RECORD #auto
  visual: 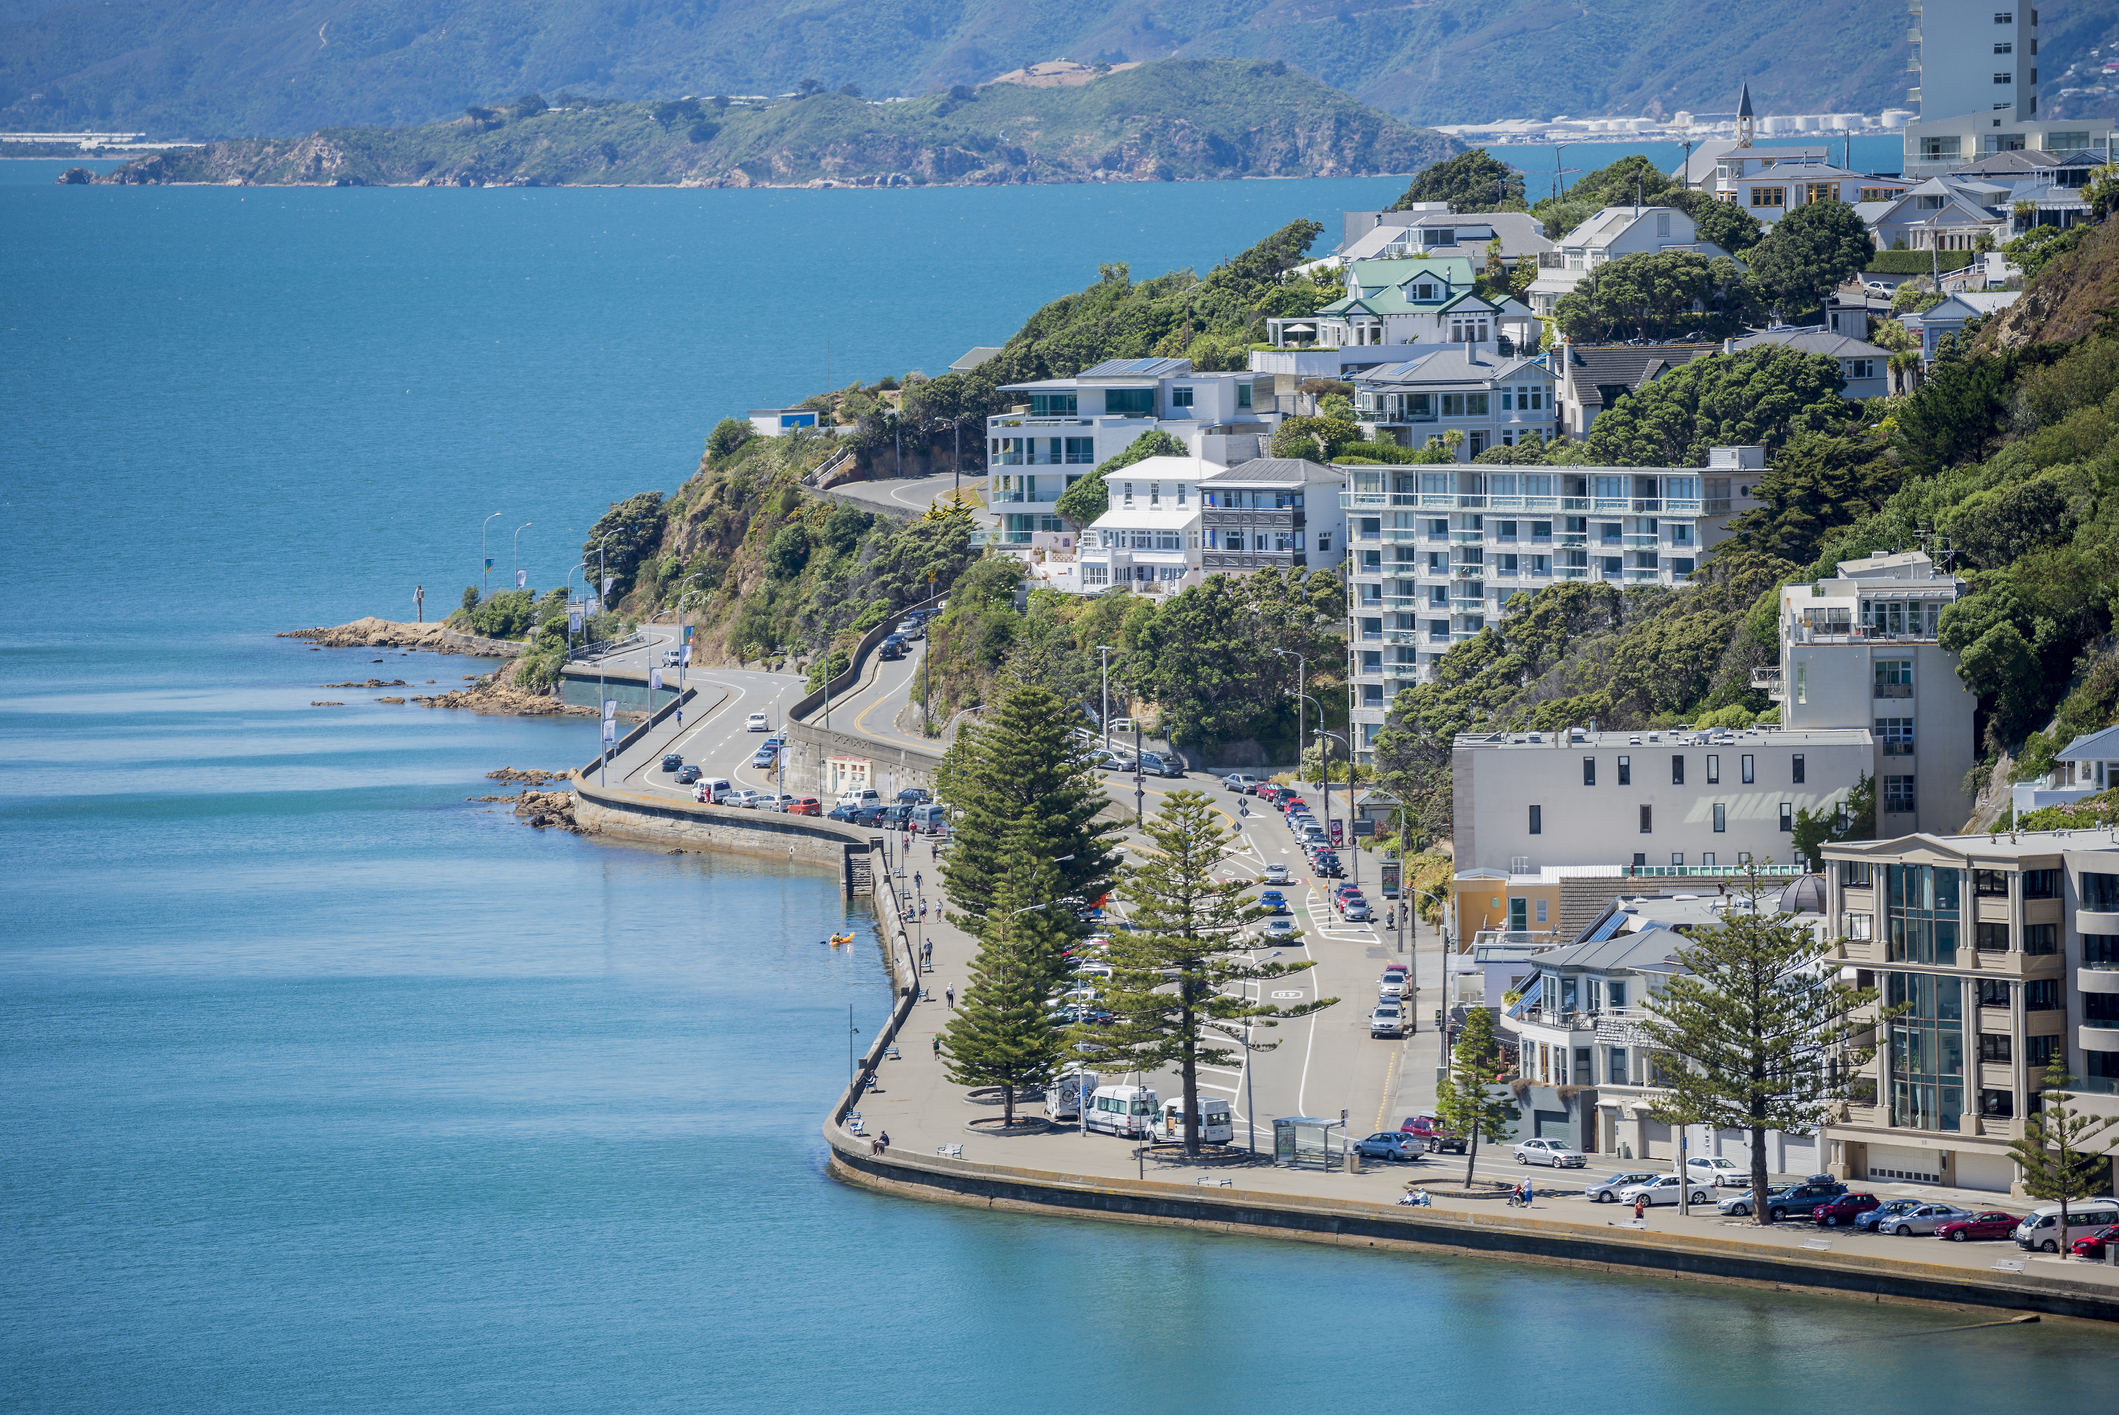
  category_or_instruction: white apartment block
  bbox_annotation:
[1343,449,1752,749]
[985,357,1274,548]
[1903,1,2113,175]
[1759,550,1977,836]
[1452,726,1873,874]
[1821,830,2119,1193]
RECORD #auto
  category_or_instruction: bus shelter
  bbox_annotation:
[1272,1117,1340,1170]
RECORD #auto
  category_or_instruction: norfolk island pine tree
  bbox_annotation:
[1434,1002,1519,1188]
[2007,1058,2119,1257]
[1088,789,1335,1157]
[1635,871,1889,1225]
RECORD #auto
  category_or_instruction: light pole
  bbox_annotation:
[481,511,502,595]
[1317,729,1353,889]
[1097,645,1116,756]
[676,575,707,726]
[512,521,533,590]
[1297,690,1330,848]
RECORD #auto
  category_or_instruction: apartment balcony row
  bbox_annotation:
[1342,491,1723,516]
[1788,625,1943,646]
[1750,666,1786,701]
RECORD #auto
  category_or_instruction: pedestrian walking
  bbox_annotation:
[914,871,922,892]
[1633,1194,1646,1223]
[930,842,938,861]
[945,985,954,1008]
[932,1035,940,1057]
[920,900,929,922]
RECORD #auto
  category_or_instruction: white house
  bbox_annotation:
[1710,157,1909,225]
[1865,175,2011,253]
[1329,210,1555,272]
[1525,206,1738,318]
[747,406,836,437]
[1349,344,1557,459]
[1730,329,1891,400]
[2011,723,2119,815]
[984,358,1274,548]
[1902,290,2021,360]
[1268,255,1538,355]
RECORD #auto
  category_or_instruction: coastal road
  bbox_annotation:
[584,664,809,802]
[824,472,983,522]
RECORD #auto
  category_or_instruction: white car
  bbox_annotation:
[1617,1174,1713,1207]
[758,793,799,812]
[1378,972,1405,999]
[1261,917,1298,941]
[1262,863,1290,884]
[725,789,762,808]
[1221,773,1260,794]
[745,712,771,732]
[1512,1138,1586,1168]
[1686,1156,1744,1186]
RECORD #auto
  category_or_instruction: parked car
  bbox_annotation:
[745,712,771,732]
[1313,853,1343,878]
[1621,1174,1713,1208]
[1344,899,1373,922]
[1934,1210,2021,1243]
[760,793,800,812]
[1255,784,1287,806]
[827,802,884,824]
[1222,773,1261,794]
[1381,963,1408,992]
[1255,890,1289,915]
[879,803,913,827]
[1370,1000,1406,1038]
[725,789,762,809]
[1853,1199,1924,1233]
[1399,1112,1466,1154]
[750,745,778,768]
[1262,862,1290,884]
[1717,1176,1846,1220]
[1810,1193,1882,1228]
[1584,1171,1664,1203]
[2015,1201,2119,1253]
[661,648,682,667]
[1261,918,1298,941]
[896,787,932,804]
[1685,1156,1744,1187]
[675,765,702,785]
[835,788,881,809]
[1513,1138,1586,1168]
[788,797,822,817]
[660,753,684,772]
[2069,1223,2119,1259]
[1353,1132,1422,1162]
[1137,751,1185,779]
[1878,1202,1974,1237]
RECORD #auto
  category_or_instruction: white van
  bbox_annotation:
[1159,1096,1233,1145]
[836,788,880,809]
[909,803,949,835]
[1083,1083,1159,1139]
[692,777,733,804]
[2013,1199,2119,1253]
[1044,1068,1101,1121]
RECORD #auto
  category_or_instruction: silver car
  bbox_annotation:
[1262,863,1290,884]
[1585,1171,1664,1203]
[1512,1138,1586,1168]
[1618,1174,1712,1207]
[1878,1201,1973,1237]
[1353,1132,1421,1162]
[1370,1000,1405,1037]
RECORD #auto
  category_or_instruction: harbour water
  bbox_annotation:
[4,173,2114,1411]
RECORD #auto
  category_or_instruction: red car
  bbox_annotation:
[1811,1192,1882,1227]
[789,797,822,817]
[1399,1112,1466,1154]
[2069,1223,2119,1259]
[1935,1210,2021,1243]
[1256,784,1287,806]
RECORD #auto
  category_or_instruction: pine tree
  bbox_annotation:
[2008,1059,2119,1257]
[939,682,1121,928]
[938,830,1073,1126]
[1634,875,1888,1224]
[1090,790,1334,1156]
[1434,1002,1519,1187]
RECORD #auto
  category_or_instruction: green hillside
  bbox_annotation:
[7,0,2113,140]
[84,61,1455,187]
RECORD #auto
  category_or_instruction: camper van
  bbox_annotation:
[1044,1068,1101,1121]
[1083,1083,1160,1139]
[1160,1096,1233,1145]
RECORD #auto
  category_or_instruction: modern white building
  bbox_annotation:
[1342,448,1751,741]
[1525,206,1738,319]
[1451,725,1874,874]
[1901,1,2113,176]
[1330,209,1555,273]
[1820,830,2119,1193]
[984,358,1274,547]
[2010,723,2119,815]
[1757,550,1978,837]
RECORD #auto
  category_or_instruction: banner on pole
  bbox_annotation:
[516,569,526,589]
[601,576,615,596]
[649,668,664,691]
[602,699,617,721]
[485,557,494,571]
[681,644,692,666]
[602,721,616,744]
[569,611,582,635]
[682,625,694,643]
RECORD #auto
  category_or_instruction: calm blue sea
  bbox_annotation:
[3,172,2113,1412]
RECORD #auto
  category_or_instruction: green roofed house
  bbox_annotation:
[1265,256,1538,359]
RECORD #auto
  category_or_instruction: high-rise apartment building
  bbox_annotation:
[1903,3,2111,174]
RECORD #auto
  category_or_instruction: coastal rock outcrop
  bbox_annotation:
[513,790,586,833]
[284,618,460,651]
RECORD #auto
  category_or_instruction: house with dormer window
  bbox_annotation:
[1266,256,1537,354]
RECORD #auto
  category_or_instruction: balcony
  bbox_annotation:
[1452,564,1485,579]
[1555,565,1589,579]
[1624,568,1662,584]
[1556,532,1586,548]
[1451,530,1485,544]
[1450,597,1488,612]
[1791,625,1940,645]
[1750,666,1782,692]
[1623,534,1660,549]
[1874,683,1914,699]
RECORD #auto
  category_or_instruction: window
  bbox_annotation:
[1884,971,1966,1132]
[2077,871,2119,912]
[1707,754,1720,785]
[2026,978,2060,1011]
[1979,1034,2013,1063]
[1081,565,1109,586]
[1804,183,1838,206]
[1671,853,1684,867]
[1169,386,1194,408]
[1713,803,1726,833]
[1884,775,1917,814]
[1609,1047,1628,1085]
[1105,387,1155,416]
[1608,982,1626,1009]
[1439,392,1491,417]
[1028,392,1078,416]
[1994,72,2013,84]
[1237,382,1255,410]
[2023,923,2057,955]
[1845,911,1872,939]
[1537,899,1549,924]
[1617,755,1631,786]
[2023,868,2058,900]
[1847,359,1875,379]
[1994,10,2013,21]
[1741,754,1755,784]
[1976,922,2010,952]
[1875,660,1913,697]
[1977,979,2011,1009]
[1981,1090,2015,1119]
[1583,758,1597,786]
[1750,186,1787,208]
[1877,718,1915,756]
[2047,132,2091,153]
[1779,802,1793,832]
[1841,860,1873,887]
[1640,805,1653,834]
[1064,437,1094,463]
[2028,1035,2060,1068]
[1792,754,1806,785]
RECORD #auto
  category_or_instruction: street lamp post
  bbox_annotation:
[481,512,502,596]
[1271,649,1306,781]
[1317,728,1353,890]
[1096,645,1116,756]
[512,521,533,589]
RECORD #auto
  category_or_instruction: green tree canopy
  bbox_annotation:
[939,827,1075,1127]
[1434,1002,1519,1186]
[706,416,754,460]
[1581,346,1854,466]
[2008,1059,2119,1254]
[1745,200,1876,324]
[1669,188,1765,255]
[1638,875,1889,1223]
[1552,248,1750,343]
[1388,147,1526,213]
[583,490,668,603]
[1719,431,1903,565]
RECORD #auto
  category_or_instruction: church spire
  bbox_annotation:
[1737,82,1754,147]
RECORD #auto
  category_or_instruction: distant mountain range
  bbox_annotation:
[5,0,2114,140]
[75,60,1457,187]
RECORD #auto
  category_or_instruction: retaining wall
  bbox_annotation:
[782,608,948,797]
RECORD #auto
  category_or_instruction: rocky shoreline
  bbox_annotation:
[287,617,590,718]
